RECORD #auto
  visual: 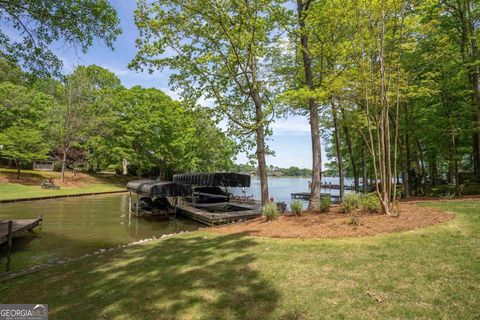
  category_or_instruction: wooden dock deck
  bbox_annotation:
[322,184,364,191]
[176,203,261,226]
[291,192,341,204]
[0,218,42,246]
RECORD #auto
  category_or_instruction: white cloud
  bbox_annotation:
[103,65,130,76]
[270,115,310,136]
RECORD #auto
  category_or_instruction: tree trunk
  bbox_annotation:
[122,158,129,176]
[455,0,480,176]
[15,159,20,179]
[405,117,412,196]
[400,137,409,197]
[414,140,424,195]
[255,122,269,205]
[470,71,480,176]
[342,118,359,192]
[430,155,438,187]
[297,0,322,209]
[61,150,67,183]
[308,99,322,209]
[332,104,344,201]
[362,144,367,194]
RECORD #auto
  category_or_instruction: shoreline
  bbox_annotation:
[0,190,127,203]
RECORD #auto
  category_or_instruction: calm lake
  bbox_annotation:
[231,176,354,204]
[0,194,202,274]
[0,176,353,274]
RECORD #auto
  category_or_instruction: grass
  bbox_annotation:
[0,168,127,200]
[1,201,480,319]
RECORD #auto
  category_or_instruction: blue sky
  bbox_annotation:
[26,1,328,168]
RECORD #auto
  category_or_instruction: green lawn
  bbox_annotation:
[1,201,479,319]
[0,183,125,200]
[0,168,126,200]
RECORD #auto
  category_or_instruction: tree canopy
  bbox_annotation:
[0,0,121,77]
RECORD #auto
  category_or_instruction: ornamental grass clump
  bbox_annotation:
[340,193,361,213]
[319,197,331,213]
[262,202,279,221]
[361,193,382,213]
[290,200,303,216]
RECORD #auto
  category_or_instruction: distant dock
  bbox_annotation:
[322,184,364,192]
[0,218,42,248]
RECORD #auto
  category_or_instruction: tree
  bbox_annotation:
[130,0,286,205]
[294,0,323,209]
[0,0,121,77]
[334,0,410,214]
[47,68,94,182]
[279,0,353,207]
[0,126,48,178]
[0,81,52,131]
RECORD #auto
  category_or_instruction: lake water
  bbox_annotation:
[0,176,354,274]
[0,194,201,274]
[230,176,355,205]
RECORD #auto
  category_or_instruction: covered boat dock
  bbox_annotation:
[127,173,261,225]
[126,180,192,217]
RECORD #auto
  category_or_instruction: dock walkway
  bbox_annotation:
[0,219,42,246]
[291,192,341,204]
[176,203,261,226]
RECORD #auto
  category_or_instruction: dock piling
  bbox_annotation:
[7,220,12,249]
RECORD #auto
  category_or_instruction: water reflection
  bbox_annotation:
[0,194,201,274]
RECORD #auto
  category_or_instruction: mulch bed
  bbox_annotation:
[210,203,455,239]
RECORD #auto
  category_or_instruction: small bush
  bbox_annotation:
[431,185,457,197]
[462,182,480,195]
[341,193,362,213]
[319,197,331,213]
[347,215,360,226]
[361,193,382,214]
[262,202,279,221]
[290,200,303,216]
[439,192,455,200]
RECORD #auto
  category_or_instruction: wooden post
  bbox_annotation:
[128,192,132,215]
[7,220,13,249]
[136,193,139,216]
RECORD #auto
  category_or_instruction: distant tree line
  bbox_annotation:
[232,163,312,177]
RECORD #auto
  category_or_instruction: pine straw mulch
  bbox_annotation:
[210,203,455,239]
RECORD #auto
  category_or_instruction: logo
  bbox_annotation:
[0,304,48,320]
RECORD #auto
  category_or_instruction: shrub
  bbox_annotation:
[290,200,303,216]
[439,192,455,200]
[431,185,457,197]
[347,215,360,226]
[262,202,279,221]
[341,193,361,213]
[462,182,480,195]
[361,193,382,214]
[319,197,331,213]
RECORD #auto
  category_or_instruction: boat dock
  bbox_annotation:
[291,192,341,204]
[176,203,261,226]
[322,184,363,191]
[0,218,42,248]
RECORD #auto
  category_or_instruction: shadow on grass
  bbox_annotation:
[16,234,280,319]
[0,169,47,186]
[89,173,132,188]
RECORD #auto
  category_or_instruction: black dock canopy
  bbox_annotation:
[127,180,192,197]
[172,172,251,188]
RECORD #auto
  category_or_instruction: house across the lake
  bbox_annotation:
[33,160,55,171]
